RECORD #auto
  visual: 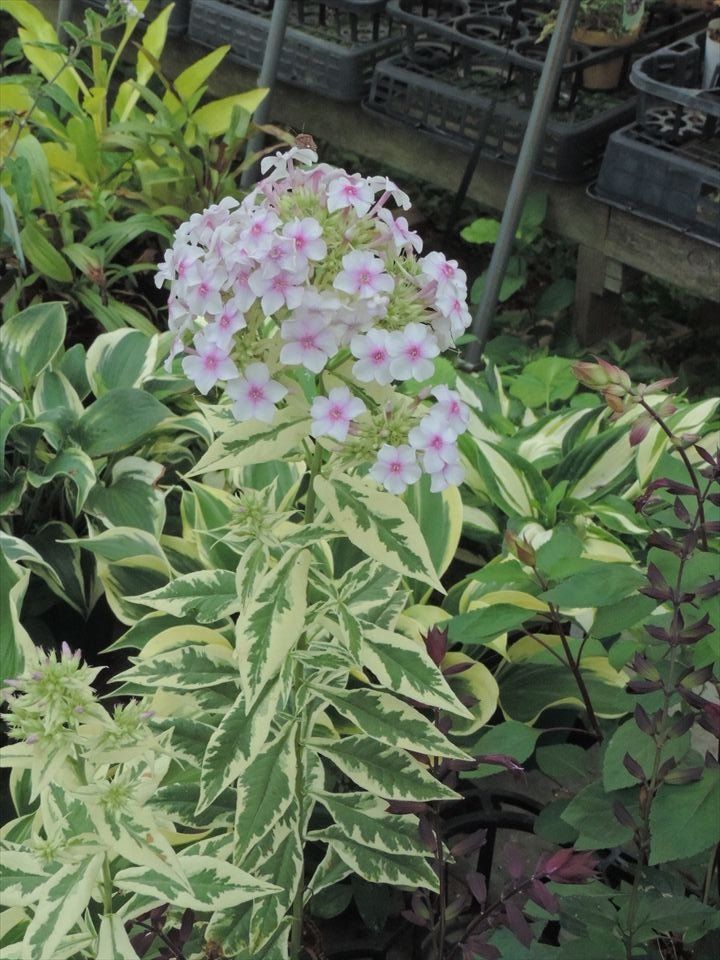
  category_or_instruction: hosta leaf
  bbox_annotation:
[187,405,310,476]
[312,792,429,858]
[459,436,545,519]
[315,473,442,591]
[96,914,140,960]
[27,447,95,516]
[115,855,279,912]
[310,685,469,760]
[198,682,281,813]
[235,551,310,709]
[21,853,103,960]
[360,627,470,719]
[309,736,458,802]
[115,644,238,691]
[129,569,239,623]
[234,725,297,864]
[320,834,438,891]
[73,388,169,457]
[0,301,66,392]
[86,329,158,397]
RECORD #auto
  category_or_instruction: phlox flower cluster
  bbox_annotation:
[156,147,473,493]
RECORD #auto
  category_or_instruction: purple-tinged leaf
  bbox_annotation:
[696,578,720,599]
[528,878,559,914]
[476,754,525,774]
[673,497,692,525]
[634,704,655,735]
[504,842,524,881]
[418,815,437,853]
[647,531,683,556]
[451,828,488,858]
[466,871,487,906]
[504,900,533,948]
[623,753,646,782]
[613,800,636,830]
[424,625,448,667]
[664,765,704,785]
[627,679,664,694]
[666,712,694,738]
[401,909,429,929]
[443,660,474,677]
[386,800,429,815]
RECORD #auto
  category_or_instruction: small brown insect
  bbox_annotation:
[295,133,317,153]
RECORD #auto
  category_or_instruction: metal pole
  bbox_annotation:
[241,0,292,187]
[465,0,580,366]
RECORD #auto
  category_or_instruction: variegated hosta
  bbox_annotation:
[107,471,478,959]
[0,643,279,960]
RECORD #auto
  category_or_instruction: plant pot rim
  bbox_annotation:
[572,25,642,47]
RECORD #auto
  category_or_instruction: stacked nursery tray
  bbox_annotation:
[364,0,708,181]
[594,31,720,244]
[189,0,402,101]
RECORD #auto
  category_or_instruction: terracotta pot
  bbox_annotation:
[572,25,641,91]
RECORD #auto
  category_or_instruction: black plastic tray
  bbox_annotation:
[593,118,720,245]
[189,0,402,101]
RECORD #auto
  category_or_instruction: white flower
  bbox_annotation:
[310,387,366,442]
[351,329,394,385]
[369,444,422,495]
[388,323,440,382]
[226,363,287,422]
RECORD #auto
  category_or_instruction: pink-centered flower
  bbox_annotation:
[370,444,422,495]
[420,251,467,295]
[181,331,238,395]
[279,314,338,373]
[183,260,226,316]
[377,209,423,253]
[226,363,287,422]
[206,298,246,350]
[310,387,366,442]
[283,218,327,263]
[408,414,460,474]
[240,209,281,256]
[388,323,440,382]
[327,174,374,216]
[334,251,394,300]
[368,176,412,211]
[249,266,305,316]
[430,385,470,432]
[351,329,394,385]
[429,459,465,492]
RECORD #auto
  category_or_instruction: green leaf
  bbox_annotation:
[315,472,442,591]
[603,719,689,792]
[198,683,281,813]
[561,782,635,849]
[85,329,158,396]
[312,791,429,858]
[116,643,238,691]
[130,569,239,623]
[115,854,279,912]
[188,405,310,476]
[311,686,469,760]
[235,551,310,708]
[96,914,141,960]
[20,222,72,283]
[0,302,66,391]
[0,843,48,907]
[463,721,541,779]
[309,735,458,802]
[499,663,633,724]
[27,447,95,515]
[649,767,720,865]
[541,565,644,609]
[320,833,438,891]
[73,388,169,456]
[459,435,545,520]
[22,854,103,960]
[508,357,578,409]
[360,626,470,719]
[536,278,575,318]
[460,217,500,245]
[537,744,593,785]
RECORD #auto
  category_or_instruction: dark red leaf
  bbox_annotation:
[451,828,488,858]
[504,842,524,881]
[504,900,533,948]
[528,878,559,914]
[466,871,487,906]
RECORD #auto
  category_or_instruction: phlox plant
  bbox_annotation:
[158,145,472,494]
[0,151,496,960]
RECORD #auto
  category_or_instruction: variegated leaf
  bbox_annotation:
[361,627,471,719]
[322,833,439,891]
[235,540,270,610]
[128,569,239,623]
[115,644,238,691]
[187,405,310,476]
[308,735,458,801]
[198,682,282,813]
[336,559,403,627]
[96,914,140,960]
[233,724,297,865]
[312,792,429,858]
[314,473,443,591]
[150,781,234,829]
[115,855,279,912]
[310,685,470,760]
[306,845,353,898]
[235,551,310,708]
[21,853,103,960]
[0,845,48,907]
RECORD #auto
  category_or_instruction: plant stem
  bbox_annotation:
[637,397,707,548]
[702,843,718,904]
[550,606,604,743]
[304,442,323,524]
[101,856,113,914]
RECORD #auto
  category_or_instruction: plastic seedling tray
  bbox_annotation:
[189,0,402,101]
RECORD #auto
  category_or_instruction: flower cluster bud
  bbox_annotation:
[156,148,474,493]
